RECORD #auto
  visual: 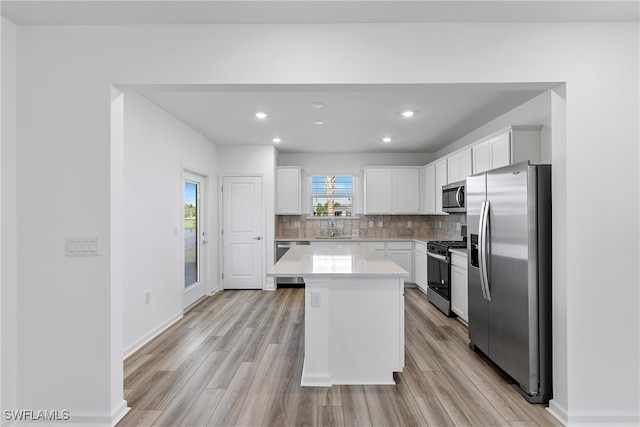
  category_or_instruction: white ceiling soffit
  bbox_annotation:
[2,1,639,25]
[128,83,559,153]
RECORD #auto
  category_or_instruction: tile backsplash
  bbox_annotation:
[276,214,466,241]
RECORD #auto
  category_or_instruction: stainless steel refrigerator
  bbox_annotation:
[467,161,552,403]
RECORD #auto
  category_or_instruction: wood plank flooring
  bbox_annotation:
[118,288,561,427]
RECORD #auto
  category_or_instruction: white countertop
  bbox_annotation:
[267,244,409,278]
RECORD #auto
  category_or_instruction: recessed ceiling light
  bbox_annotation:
[255,111,268,119]
[382,137,392,143]
[311,101,324,108]
[401,110,415,118]
[314,121,324,125]
[272,137,282,143]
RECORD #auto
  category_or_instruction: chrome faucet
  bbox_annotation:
[329,220,337,237]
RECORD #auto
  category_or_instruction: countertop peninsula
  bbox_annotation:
[267,244,409,279]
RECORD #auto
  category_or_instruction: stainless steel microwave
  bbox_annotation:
[442,180,465,213]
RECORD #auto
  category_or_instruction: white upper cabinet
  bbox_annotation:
[472,139,491,174]
[472,126,543,174]
[434,160,448,214]
[364,168,393,214]
[276,167,301,214]
[364,167,420,214]
[447,147,472,183]
[421,164,436,214]
[394,168,420,214]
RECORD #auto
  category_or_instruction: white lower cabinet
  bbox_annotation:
[308,240,416,282]
[363,241,386,253]
[450,251,468,324]
[386,242,413,283]
[414,242,427,292]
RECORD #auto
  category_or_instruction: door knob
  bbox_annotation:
[253,236,262,240]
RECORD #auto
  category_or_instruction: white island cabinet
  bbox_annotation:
[267,244,407,386]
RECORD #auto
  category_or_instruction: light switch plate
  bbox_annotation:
[65,237,100,257]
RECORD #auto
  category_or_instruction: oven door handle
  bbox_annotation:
[427,251,448,262]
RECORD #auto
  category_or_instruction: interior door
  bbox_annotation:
[222,176,264,289]
[183,171,207,309]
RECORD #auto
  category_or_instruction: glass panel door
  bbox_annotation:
[184,180,199,288]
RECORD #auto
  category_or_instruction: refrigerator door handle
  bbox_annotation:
[480,200,491,301]
[478,201,488,300]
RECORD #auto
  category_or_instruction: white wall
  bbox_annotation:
[122,93,218,356]
[3,21,638,426]
[218,145,276,290]
[1,16,18,416]
[434,90,553,162]
[278,152,432,173]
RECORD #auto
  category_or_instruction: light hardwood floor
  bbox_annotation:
[118,288,561,427]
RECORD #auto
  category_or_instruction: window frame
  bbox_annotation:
[310,175,354,217]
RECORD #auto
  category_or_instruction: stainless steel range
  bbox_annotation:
[426,240,467,317]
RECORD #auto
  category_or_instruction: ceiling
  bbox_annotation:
[2,1,638,25]
[135,83,557,153]
[3,1,635,153]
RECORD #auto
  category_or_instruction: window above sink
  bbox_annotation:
[311,175,354,217]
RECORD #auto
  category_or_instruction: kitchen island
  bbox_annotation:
[267,244,408,386]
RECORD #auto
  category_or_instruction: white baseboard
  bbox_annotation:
[109,400,130,426]
[548,399,568,425]
[123,311,183,359]
[548,400,640,426]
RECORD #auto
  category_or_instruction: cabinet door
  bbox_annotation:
[473,140,490,174]
[449,148,473,183]
[435,160,448,213]
[276,167,301,214]
[394,168,420,214]
[490,131,511,170]
[414,243,427,291]
[459,148,472,179]
[423,164,436,214]
[388,249,413,282]
[365,169,392,214]
[450,264,468,323]
[447,154,461,183]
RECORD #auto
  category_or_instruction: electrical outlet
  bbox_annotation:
[311,291,321,307]
[407,220,412,227]
[438,221,442,228]
[144,292,151,305]
[378,220,384,228]
[456,222,461,231]
[368,221,374,228]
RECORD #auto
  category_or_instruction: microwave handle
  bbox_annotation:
[456,187,463,207]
